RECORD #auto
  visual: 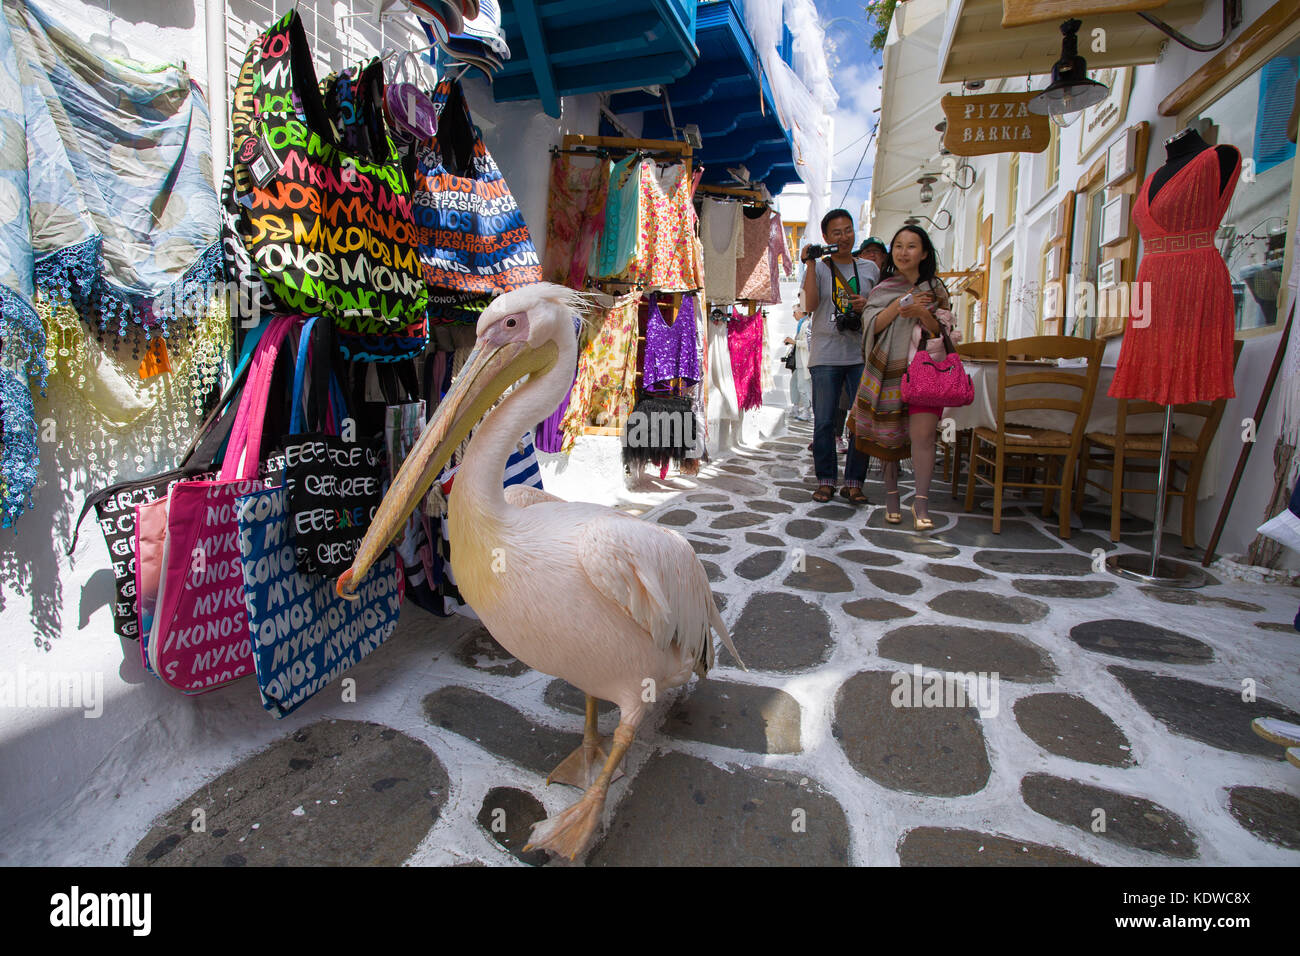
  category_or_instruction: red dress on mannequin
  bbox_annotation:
[1109,144,1241,405]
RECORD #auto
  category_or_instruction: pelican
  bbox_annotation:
[338,282,743,859]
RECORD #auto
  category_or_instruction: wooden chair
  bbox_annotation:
[941,341,997,497]
[964,335,1106,538]
[1075,339,1242,547]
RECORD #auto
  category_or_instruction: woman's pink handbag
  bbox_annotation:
[901,328,974,409]
[142,315,298,693]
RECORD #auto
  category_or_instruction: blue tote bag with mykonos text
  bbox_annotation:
[236,487,402,717]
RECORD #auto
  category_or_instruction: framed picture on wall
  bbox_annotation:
[1078,67,1133,162]
[1105,128,1138,187]
[1046,246,1062,282]
[1097,256,1121,289]
[1101,194,1130,246]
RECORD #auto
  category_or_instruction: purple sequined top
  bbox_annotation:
[643,294,701,388]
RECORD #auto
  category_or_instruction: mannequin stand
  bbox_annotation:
[1106,406,1207,588]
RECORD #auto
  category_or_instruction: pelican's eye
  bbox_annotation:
[506,317,517,328]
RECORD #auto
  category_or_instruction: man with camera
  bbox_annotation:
[800,208,879,504]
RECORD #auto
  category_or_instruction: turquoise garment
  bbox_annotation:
[0,0,221,526]
[595,156,641,278]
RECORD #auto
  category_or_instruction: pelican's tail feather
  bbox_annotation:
[709,597,746,672]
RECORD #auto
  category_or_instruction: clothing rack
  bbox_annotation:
[696,183,767,204]
[560,134,691,180]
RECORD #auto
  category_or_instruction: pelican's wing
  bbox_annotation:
[504,485,565,508]
[576,515,744,673]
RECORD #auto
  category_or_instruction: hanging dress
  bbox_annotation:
[728,307,764,412]
[632,163,704,292]
[559,292,640,449]
[541,153,608,289]
[643,294,702,388]
[702,198,743,303]
[1109,145,1242,405]
[595,155,641,279]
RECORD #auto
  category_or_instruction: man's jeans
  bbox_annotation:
[810,363,867,487]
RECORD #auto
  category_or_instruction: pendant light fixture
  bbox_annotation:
[917,175,937,204]
[1028,19,1109,123]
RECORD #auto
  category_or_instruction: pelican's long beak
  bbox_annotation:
[336,337,558,600]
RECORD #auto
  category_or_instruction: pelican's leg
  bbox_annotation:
[546,694,615,789]
[526,721,637,860]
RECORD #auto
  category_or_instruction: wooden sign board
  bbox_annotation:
[942,92,1051,156]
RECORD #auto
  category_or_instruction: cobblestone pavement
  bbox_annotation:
[125,420,1300,867]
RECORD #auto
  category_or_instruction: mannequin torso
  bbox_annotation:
[1148,128,1237,201]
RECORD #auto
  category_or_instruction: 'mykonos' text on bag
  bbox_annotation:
[237,484,401,717]
[229,10,427,331]
[413,76,541,313]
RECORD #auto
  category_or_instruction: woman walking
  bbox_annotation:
[850,225,955,530]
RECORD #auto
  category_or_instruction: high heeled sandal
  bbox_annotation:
[911,494,934,532]
[884,490,902,524]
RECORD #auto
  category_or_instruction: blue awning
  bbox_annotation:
[607,0,799,194]
[490,0,699,118]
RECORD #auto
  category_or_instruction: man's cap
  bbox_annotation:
[857,237,887,253]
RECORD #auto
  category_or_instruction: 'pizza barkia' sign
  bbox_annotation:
[941,92,1050,156]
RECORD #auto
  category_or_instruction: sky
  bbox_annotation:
[813,0,884,236]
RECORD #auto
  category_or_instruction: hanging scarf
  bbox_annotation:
[851,275,916,461]
[0,0,222,525]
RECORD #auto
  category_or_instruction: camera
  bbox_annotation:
[802,243,833,261]
[834,311,862,333]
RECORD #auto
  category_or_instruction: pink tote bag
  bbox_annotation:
[146,316,298,693]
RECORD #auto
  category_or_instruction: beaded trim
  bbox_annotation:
[32,236,225,339]
[0,284,48,527]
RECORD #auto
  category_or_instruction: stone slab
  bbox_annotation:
[897,827,1096,866]
[477,787,549,866]
[1225,786,1300,850]
[587,752,849,866]
[832,670,991,797]
[1013,578,1117,599]
[924,563,992,583]
[662,679,802,754]
[423,686,581,776]
[1070,619,1213,664]
[727,593,834,672]
[128,721,447,867]
[878,624,1057,683]
[974,550,1094,576]
[1108,666,1300,759]
[543,680,618,717]
[656,509,696,527]
[1013,693,1135,767]
[1020,773,1198,859]
[735,550,785,581]
[839,549,903,568]
[863,569,924,596]
[456,625,529,677]
[843,598,918,622]
[862,529,960,559]
[783,557,854,593]
[927,590,1051,624]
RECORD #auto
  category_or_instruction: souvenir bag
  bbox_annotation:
[900,328,974,409]
[282,317,385,577]
[413,76,541,324]
[228,11,427,354]
[66,356,253,640]
[143,315,298,693]
[384,52,438,141]
[237,487,402,718]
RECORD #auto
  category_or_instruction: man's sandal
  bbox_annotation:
[840,487,868,505]
[812,485,835,503]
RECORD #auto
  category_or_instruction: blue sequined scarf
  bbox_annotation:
[0,0,222,526]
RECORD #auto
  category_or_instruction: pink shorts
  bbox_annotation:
[908,405,943,417]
